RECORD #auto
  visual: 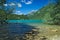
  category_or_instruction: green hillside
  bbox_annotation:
[28,2,60,25]
[0,0,60,25]
[7,14,29,20]
[28,4,56,20]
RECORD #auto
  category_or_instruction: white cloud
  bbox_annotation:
[25,1,32,4]
[4,4,8,6]
[16,11,21,13]
[28,10,37,15]
[9,3,15,6]
[21,0,25,2]
[21,0,33,4]
[17,3,22,7]
[15,11,23,15]
[31,10,37,12]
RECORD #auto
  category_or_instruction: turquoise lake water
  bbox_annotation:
[6,20,44,36]
[7,20,43,23]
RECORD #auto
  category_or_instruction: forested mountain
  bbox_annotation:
[0,0,60,25]
[28,4,56,20]
[28,0,60,25]
[7,14,29,20]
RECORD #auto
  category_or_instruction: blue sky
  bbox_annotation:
[4,0,55,15]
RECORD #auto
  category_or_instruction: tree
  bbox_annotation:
[0,0,14,25]
[0,0,7,25]
[50,0,60,25]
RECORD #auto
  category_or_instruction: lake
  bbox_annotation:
[7,20,43,23]
[6,20,43,36]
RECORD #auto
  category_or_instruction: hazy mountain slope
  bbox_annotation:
[7,14,29,20]
[28,4,56,20]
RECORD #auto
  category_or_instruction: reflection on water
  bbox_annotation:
[6,20,43,36]
[7,23,36,36]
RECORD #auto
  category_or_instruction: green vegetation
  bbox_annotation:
[0,0,14,25]
[7,14,29,20]
[28,0,60,25]
[0,0,6,25]
[0,0,60,25]
[0,0,60,40]
[50,0,60,25]
[28,4,56,20]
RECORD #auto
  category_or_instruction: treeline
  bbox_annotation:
[7,14,29,20]
[0,0,60,25]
